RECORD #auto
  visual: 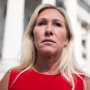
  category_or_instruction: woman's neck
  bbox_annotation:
[33,53,61,75]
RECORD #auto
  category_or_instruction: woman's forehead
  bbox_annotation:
[37,9,65,23]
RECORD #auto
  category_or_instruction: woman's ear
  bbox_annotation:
[64,38,68,47]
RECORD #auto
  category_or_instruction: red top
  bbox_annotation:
[8,69,84,90]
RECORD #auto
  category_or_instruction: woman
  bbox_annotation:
[0,4,90,90]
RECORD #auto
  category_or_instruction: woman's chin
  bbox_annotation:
[38,48,58,57]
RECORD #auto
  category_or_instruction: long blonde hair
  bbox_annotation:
[10,4,84,90]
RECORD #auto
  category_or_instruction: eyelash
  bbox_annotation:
[54,22,61,27]
[38,21,46,26]
[37,21,62,27]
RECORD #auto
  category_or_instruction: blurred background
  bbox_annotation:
[0,0,90,80]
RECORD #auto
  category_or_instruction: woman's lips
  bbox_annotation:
[42,39,56,43]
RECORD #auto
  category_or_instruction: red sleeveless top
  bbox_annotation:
[8,69,84,90]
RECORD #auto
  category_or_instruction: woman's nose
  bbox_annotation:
[45,24,53,36]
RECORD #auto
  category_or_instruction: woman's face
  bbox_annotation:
[33,9,68,56]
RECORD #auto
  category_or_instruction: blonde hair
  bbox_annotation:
[10,4,85,90]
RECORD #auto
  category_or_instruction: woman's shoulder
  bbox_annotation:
[83,75,90,90]
[9,69,21,78]
[0,70,11,90]
[0,69,21,90]
[8,69,21,89]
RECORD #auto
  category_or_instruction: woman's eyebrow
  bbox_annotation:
[37,18,47,21]
[52,19,65,23]
[37,18,65,24]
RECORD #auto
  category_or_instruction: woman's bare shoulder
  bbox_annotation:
[84,75,90,90]
[0,70,11,90]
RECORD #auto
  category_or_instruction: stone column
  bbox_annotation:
[0,0,6,56]
[64,0,83,67]
[0,0,25,80]
[42,0,56,5]
[86,29,90,75]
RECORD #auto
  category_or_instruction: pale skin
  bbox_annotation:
[0,9,90,90]
[33,9,68,74]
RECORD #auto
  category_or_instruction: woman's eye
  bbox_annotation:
[54,22,61,27]
[38,21,46,26]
